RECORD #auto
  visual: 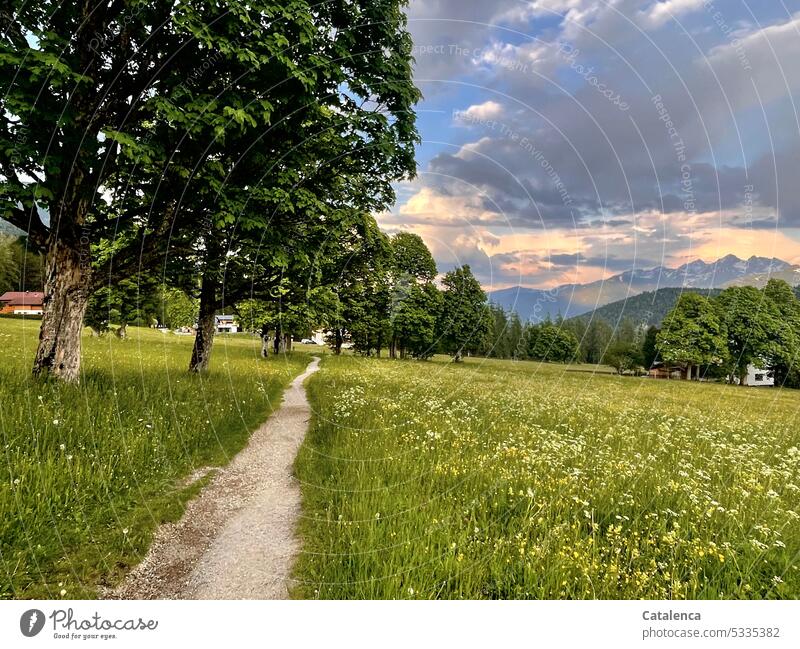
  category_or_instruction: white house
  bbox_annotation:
[215,315,239,333]
[739,364,774,387]
[302,329,353,348]
[649,361,774,386]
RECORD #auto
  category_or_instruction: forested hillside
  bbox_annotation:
[567,288,722,328]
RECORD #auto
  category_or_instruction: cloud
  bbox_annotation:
[638,0,707,29]
[398,1,800,286]
[454,100,505,123]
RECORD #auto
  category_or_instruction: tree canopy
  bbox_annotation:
[0,0,420,380]
[657,293,728,374]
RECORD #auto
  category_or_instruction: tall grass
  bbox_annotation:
[295,355,800,599]
[0,319,308,598]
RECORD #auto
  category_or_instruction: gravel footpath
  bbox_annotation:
[112,356,321,599]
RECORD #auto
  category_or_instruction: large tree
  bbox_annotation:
[525,320,579,363]
[390,232,437,283]
[0,2,270,378]
[762,279,800,387]
[438,265,490,362]
[180,0,420,372]
[387,232,439,358]
[581,318,614,365]
[657,293,728,380]
[1,0,419,381]
[603,340,644,374]
[641,325,660,369]
[0,235,19,292]
[391,282,442,359]
[716,285,783,385]
[322,216,393,357]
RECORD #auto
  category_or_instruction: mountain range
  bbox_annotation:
[489,255,797,321]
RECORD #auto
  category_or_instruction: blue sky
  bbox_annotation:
[380,0,800,289]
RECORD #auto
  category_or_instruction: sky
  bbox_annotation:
[377,0,800,290]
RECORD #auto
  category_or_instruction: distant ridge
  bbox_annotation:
[488,254,792,321]
[565,287,722,328]
[722,265,800,289]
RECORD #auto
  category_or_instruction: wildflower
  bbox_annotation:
[59,444,66,451]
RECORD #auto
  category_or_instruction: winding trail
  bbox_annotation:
[113,356,321,599]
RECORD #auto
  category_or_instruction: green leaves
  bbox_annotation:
[658,293,727,368]
[222,105,257,128]
[656,283,800,383]
[439,265,490,360]
[2,0,420,375]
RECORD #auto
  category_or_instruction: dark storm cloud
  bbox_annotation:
[404,0,800,231]
[548,253,660,270]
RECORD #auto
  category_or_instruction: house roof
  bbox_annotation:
[0,291,44,306]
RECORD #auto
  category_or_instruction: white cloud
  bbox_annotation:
[638,0,706,29]
[455,100,505,123]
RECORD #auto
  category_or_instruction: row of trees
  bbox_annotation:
[1,0,422,381]
[0,234,43,294]
[453,278,800,388]
[235,232,492,362]
[481,306,646,366]
[481,308,580,363]
[656,279,800,386]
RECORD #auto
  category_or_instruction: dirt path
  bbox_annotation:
[112,356,321,600]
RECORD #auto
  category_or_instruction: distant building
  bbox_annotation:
[647,362,685,380]
[215,314,239,333]
[0,291,44,315]
[648,361,774,386]
[738,364,774,387]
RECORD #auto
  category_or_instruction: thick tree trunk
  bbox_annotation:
[334,328,343,355]
[116,322,128,339]
[189,274,216,373]
[33,238,91,382]
[273,332,286,354]
[260,325,270,358]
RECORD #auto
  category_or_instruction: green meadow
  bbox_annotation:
[294,354,800,599]
[3,317,799,600]
[0,318,307,598]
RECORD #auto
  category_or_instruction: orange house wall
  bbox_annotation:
[0,304,42,314]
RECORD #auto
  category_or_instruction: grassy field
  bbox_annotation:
[295,355,800,599]
[0,319,308,598]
